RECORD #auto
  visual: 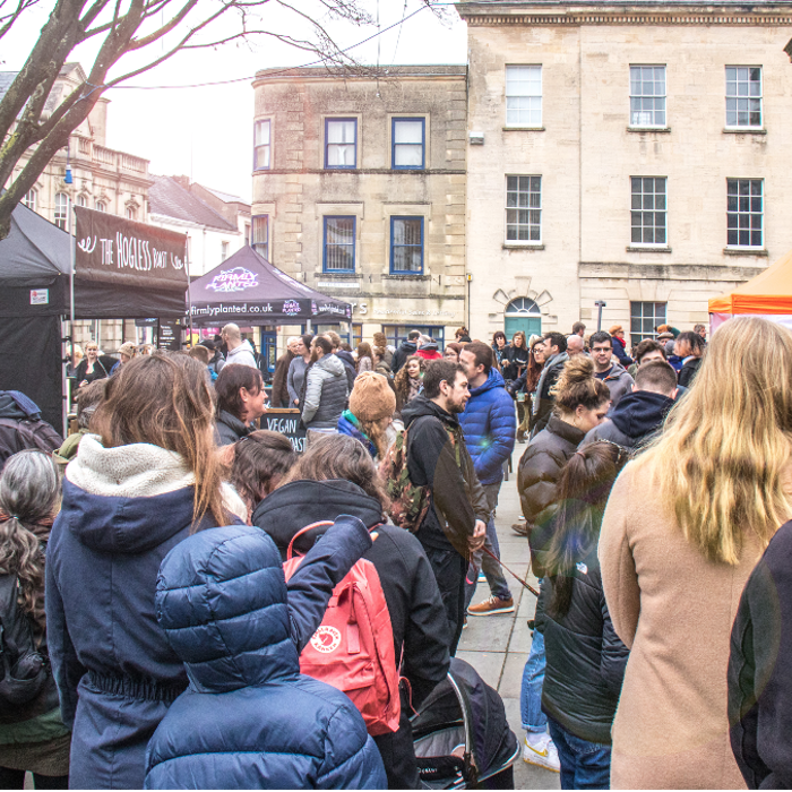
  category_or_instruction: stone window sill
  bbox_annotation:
[723,247,768,257]
[383,273,430,281]
[502,126,546,132]
[626,245,672,253]
[627,126,671,134]
[723,127,766,135]
[503,243,545,251]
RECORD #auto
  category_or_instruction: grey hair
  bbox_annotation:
[0,450,60,524]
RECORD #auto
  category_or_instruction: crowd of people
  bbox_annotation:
[1,315,791,790]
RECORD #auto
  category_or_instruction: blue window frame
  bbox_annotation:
[254,120,271,170]
[323,216,356,272]
[392,117,425,169]
[325,118,357,169]
[390,216,424,274]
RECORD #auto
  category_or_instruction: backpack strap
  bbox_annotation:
[286,521,335,560]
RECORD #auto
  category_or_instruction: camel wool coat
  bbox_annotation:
[599,461,764,790]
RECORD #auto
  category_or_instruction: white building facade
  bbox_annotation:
[458,0,792,343]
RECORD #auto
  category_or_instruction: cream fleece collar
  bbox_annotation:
[66,434,195,498]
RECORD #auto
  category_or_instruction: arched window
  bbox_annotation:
[95,200,106,213]
[54,192,68,230]
[76,195,88,207]
[505,297,541,315]
[126,206,137,221]
[505,297,542,339]
[23,189,36,212]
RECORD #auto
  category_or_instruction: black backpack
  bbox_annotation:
[0,418,63,469]
[0,575,48,718]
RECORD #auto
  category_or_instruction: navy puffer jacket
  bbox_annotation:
[457,368,516,486]
[144,524,387,790]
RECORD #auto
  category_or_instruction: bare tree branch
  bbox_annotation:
[0,0,415,239]
[0,0,40,40]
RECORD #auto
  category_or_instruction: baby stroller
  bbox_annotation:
[411,657,520,789]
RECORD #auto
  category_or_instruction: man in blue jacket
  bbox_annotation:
[459,342,516,615]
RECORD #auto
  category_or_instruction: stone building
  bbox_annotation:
[457,0,792,343]
[251,65,467,349]
[3,63,151,231]
[2,63,153,351]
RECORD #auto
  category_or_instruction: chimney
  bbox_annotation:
[173,175,191,190]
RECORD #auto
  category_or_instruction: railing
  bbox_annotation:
[93,145,116,167]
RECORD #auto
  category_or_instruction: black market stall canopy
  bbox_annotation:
[189,246,352,325]
[74,207,188,317]
[0,201,188,429]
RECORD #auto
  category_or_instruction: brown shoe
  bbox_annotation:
[467,596,515,616]
[511,520,529,537]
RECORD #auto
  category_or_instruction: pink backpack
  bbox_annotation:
[282,522,401,736]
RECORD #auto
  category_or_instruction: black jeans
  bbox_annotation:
[422,544,467,656]
[0,767,68,790]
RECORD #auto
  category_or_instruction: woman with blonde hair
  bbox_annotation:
[599,316,792,789]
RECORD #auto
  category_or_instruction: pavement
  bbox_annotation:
[457,443,561,790]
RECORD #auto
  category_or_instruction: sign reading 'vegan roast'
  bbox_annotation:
[75,207,188,291]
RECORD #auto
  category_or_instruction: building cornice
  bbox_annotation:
[457,2,792,25]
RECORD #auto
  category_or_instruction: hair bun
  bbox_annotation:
[560,355,595,384]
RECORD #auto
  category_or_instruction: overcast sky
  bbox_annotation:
[3,1,467,202]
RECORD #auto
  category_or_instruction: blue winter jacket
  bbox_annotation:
[46,469,372,790]
[145,524,387,790]
[457,368,516,486]
[337,410,376,457]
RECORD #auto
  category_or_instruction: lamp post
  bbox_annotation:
[594,300,606,332]
[466,273,472,332]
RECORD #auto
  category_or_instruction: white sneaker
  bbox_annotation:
[522,732,560,773]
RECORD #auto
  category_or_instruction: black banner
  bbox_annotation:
[75,207,188,291]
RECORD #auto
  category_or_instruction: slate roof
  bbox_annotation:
[149,175,238,232]
[202,185,247,204]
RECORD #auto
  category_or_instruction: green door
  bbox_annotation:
[504,298,542,340]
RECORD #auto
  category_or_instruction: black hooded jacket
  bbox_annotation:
[729,519,792,789]
[250,479,450,708]
[392,340,418,374]
[534,527,629,745]
[401,396,490,558]
[582,390,675,452]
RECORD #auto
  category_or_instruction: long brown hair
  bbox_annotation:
[356,342,373,373]
[526,338,544,393]
[229,431,297,513]
[394,354,423,404]
[92,352,226,528]
[282,434,390,514]
[634,316,792,564]
[0,450,60,633]
[546,442,627,619]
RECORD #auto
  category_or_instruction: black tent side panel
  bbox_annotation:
[0,278,68,317]
[0,315,63,432]
[74,281,186,318]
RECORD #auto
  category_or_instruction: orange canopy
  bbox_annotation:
[709,247,792,315]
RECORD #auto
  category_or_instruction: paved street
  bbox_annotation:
[457,444,561,790]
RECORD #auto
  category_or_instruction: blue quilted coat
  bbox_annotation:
[144,524,387,790]
[457,368,516,486]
